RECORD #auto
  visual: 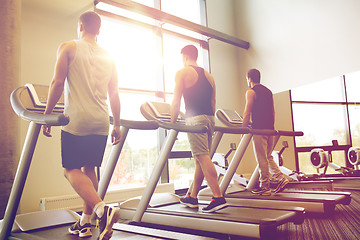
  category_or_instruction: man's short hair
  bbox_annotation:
[247,69,261,83]
[181,45,198,61]
[79,11,101,35]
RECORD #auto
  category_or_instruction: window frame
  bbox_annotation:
[291,75,358,172]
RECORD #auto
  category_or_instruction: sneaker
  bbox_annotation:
[251,187,271,196]
[180,195,199,208]
[68,219,92,238]
[97,206,120,240]
[273,177,289,194]
[202,197,228,213]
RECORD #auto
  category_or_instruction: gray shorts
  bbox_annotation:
[186,115,214,156]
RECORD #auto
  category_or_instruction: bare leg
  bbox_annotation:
[82,166,99,215]
[190,160,204,198]
[64,168,102,213]
[195,154,222,198]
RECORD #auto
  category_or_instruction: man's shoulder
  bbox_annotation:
[60,40,76,47]
[246,88,256,98]
[176,66,193,78]
[180,66,195,72]
[58,40,76,53]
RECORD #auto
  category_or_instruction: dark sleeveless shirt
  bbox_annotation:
[183,66,214,118]
[251,84,274,129]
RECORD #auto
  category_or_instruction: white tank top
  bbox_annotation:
[62,39,115,136]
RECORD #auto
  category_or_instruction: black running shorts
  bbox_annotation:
[61,130,107,169]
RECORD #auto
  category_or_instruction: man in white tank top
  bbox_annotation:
[43,12,120,240]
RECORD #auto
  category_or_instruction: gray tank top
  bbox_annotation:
[62,39,115,136]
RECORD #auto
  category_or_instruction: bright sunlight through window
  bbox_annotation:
[96,0,208,190]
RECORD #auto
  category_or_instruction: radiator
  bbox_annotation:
[39,183,174,211]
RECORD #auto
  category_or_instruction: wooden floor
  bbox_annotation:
[229,188,360,240]
[275,189,360,240]
[10,187,360,240]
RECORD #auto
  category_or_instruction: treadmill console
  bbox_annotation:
[25,83,64,113]
[146,101,185,123]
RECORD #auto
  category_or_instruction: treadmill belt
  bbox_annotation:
[226,190,346,203]
[141,202,300,225]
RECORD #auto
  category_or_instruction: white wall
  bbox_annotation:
[206,0,242,111]
[206,0,255,173]
[235,0,360,93]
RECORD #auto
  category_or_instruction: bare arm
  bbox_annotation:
[205,71,216,114]
[272,96,275,122]
[211,84,216,115]
[242,89,255,128]
[108,64,121,145]
[170,69,185,123]
[43,41,74,137]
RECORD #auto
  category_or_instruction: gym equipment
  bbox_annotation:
[3,84,203,240]
[212,143,248,187]
[216,109,334,191]
[117,101,305,239]
[270,141,336,190]
[198,109,352,214]
[272,141,304,181]
[0,84,73,240]
[348,146,360,168]
[296,142,360,190]
[308,140,358,176]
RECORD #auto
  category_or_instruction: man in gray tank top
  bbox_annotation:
[43,11,120,240]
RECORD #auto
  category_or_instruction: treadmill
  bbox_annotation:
[198,109,351,214]
[3,85,208,240]
[118,101,305,239]
[0,84,74,240]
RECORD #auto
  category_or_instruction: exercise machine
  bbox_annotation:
[297,142,360,190]
[212,143,248,187]
[0,84,74,240]
[117,102,305,239]
[348,146,360,170]
[198,109,351,214]
[3,84,209,240]
[308,140,358,177]
[270,141,337,190]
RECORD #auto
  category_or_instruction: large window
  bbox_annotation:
[96,0,209,190]
[291,72,360,174]
[345,71,360,147]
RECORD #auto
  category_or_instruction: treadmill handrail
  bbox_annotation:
[109,116,159,130]
[250,129,304,137]
[250,128,278,136]
[10,86,69,126]
[140,102,207,134]
[214,125,250,135]
[277,130,304,137]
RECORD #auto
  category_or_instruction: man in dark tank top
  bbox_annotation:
[170,45,227,213]
[242,68,289,195]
